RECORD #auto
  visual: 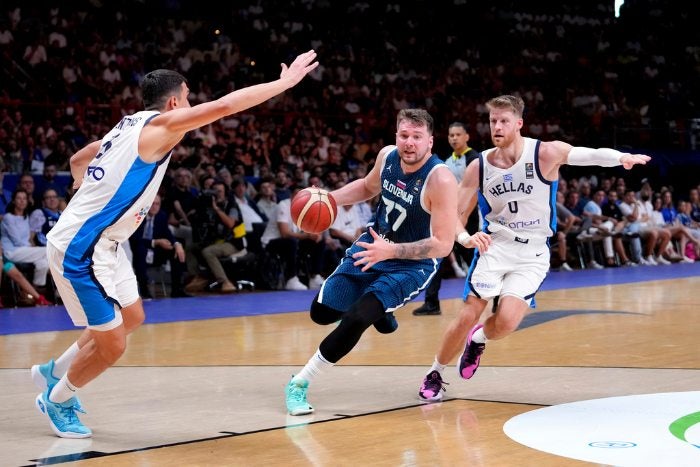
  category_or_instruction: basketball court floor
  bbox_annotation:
[1,263,699,466]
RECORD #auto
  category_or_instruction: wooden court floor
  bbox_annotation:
[2,273,700,466]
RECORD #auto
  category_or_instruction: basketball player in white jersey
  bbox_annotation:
[31,50,319,438]
[418,95,650,401]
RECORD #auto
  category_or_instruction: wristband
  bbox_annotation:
[457,231,471,246]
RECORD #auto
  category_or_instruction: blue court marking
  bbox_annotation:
[1,263,698,336]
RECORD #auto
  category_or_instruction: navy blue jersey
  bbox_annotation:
[318,149,447,313]
[373,148,445,244]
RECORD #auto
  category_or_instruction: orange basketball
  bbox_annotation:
[290,187,338,234]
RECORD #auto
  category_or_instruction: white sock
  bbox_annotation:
[293,349,334,385]
[53,342,79,377]
[49,375,78,403]
[471,327,487,344]
[429,357,447,374]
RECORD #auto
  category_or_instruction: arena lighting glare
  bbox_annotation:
[615,0,624,17]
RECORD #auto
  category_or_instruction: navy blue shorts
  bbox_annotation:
[317,232,440,312]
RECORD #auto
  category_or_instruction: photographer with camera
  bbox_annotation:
[184,180,241,294]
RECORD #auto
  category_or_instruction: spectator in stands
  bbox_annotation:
[0,161,13,219]
[654,192,699,262]
[184,181,239,294]
[36,163,66,200]
[676,201,700,260]
[620,189,670,265]
[603,189,640,266]
[0,244,52,307]
[18,173,40,209]
[1,190,49,291]
[129,194,188,298]
[688,188,700,222]
[552,191,579,271]
[274,168,292,202]
[167,167,198,248]
[29,188,62,246]
[230,177,267,252]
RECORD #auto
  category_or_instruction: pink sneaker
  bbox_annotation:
[418,370,448,402]
[458,324,485,379]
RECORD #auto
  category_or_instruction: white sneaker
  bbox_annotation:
[308,274,324,289]
[681,256,695,263]
[645,256,658,266]
[285,276,308,291]
[655,255,671,265]
[560,262,573,271]
[587,261,604,270]
[452,263,467,278]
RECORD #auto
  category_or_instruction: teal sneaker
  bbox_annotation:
[35,391,92,439]
[31,359,59,391]
[286,377,314,416]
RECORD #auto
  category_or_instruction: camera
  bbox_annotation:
[198,189,217,207]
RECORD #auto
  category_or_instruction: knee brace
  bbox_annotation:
[310,293,344,325]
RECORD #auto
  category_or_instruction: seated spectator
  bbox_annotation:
[1,190,49,291]
[676,200,700,260]
[327,201,365,270]
[230,177,267,252]
[653,193,698,262]
[35,163,67,201]
[0,243,52,307]
[18,174,40,210]
[620,189,671,265]
[167,167,199,248]
[184,181,240,294]
[0,162,13,220]
[129,194,189,298]
[603,189,641,265]
[258,186,322,291]
[28,188,62,246]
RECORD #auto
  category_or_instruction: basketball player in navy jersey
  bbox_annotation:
[285,109,491,415]
[30,50,318,438]
[417,95,650,402]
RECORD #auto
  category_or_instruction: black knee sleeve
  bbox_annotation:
[319,293,385,363]
[310,293,344,325]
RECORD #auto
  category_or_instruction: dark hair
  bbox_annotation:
[448,121,468,132]
[141,69,187,110]
[396,109,434,134]
[7,189,30,216]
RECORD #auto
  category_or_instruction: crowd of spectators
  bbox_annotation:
[0,1,698,306]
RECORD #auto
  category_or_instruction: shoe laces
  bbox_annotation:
[465,342,485,364]
[422,371,448,394]
[59,399,86,424]
[288,383,307,403]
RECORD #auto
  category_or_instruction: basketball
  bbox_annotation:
[290,187,338,234]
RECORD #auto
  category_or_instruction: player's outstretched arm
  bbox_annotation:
[172,50,317,132]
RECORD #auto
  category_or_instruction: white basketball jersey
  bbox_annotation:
[47,111,170,253]
[478,137,557,240]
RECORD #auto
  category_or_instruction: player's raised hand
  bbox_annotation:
[620,153,651,170]
[280,49,319,87]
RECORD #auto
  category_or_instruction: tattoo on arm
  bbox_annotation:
[395,239,433,259]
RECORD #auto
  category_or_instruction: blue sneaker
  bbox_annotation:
[373,312,398,334]
[286,377,314,416]
[35,391,92,438]
[31,359,59,391]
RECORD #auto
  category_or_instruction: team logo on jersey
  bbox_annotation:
[413,178,422,193]
[396,180,406,190]
[385,164,392,173]
[525,162,534,179]
[503,174,513,182]
[134,206,149,226]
